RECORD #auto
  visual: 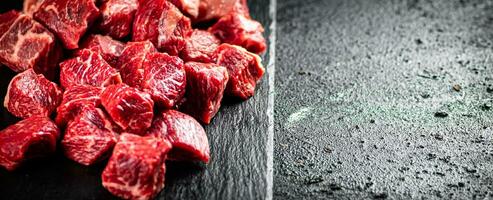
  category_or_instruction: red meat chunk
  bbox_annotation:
[195,0,248,22]
[98,0,139,39]
[215,44,265,99]
[55,85,103,126]
[62,107,118,166]
[209,12,266,54]
[77,34,125,67]
[132,0,192,55]
[4,69,62,119]
[102,133,171,200]
[0,12,60,78]
[169,0,199,18]
[101,84,154,133]
[148,110,210,163]
[181,62,228,124]
[23,0,44,16]
[0,116,59,171]
[60,49,122,89]
[181,29,220,63]
[33,0,100,49]
[118,41,157,85]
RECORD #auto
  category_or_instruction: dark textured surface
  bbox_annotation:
[0,0,272,199]
[274,0,493,199]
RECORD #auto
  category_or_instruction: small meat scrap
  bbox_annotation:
[169,0,200,18]
[215,44,265,99]
[62,107,118,166]
[148,110,210,163]
[33,0,100,49]
[195,0,248,22]
[77,34,125,67]
[101,84,154,133]
[181,62,228,124]
[102,133,171,200]
[118,41,157,85]
[0,116,60,171]
[60,49,122,89]
[98,0,139,39]
[132,0,192,55]
[181,29,221,63]
[209,12,266,54]
[55,85,103,126]
[4,69,62,119]
[0,11,60,77]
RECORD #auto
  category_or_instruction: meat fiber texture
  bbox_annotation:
[33,0,100,49]
[181,29,220,63]
[4,69,62,119]
[55,85,103,126]
[119,42,186,108]
[0,11,60,78]
[101,84,154,133]
[77,34,125,67]
[60,48,122,89]
[0,116,59,171]
[132,0,192,55]
[102,133,171,200]
[62,107,118,166]
[209,11,266,54]
[23,0,44,16]
[215,44,265,99]
[148,110,210,163]
[169,0,199,18]
[98,0,139,39]
[181,62,228,124]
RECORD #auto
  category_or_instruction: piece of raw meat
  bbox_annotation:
[169,0,199,18]
[102,133,171,200]
[0,116,60,171]
[142,53,186,108]
[4,69,62,119]
[148,110,209,163]
[181,62,228,124]
[101,84,154,133]
[62,107,118,166]
[77,34,125,67]
[0,12,60,78]
[209,12,266,54]
[33,0,100,49]
[98,0,139,39]
[215,44,265,99]
[117,41,157,86]
[55,85,103,126]
[60,49,122,89]
[195,0,248,22]
[132,0,192,55]
[180,29,220,63]
[23,0,44,16]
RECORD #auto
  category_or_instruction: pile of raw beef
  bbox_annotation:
[0,0,265,199]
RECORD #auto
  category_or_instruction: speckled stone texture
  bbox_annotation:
[275,0,493,199]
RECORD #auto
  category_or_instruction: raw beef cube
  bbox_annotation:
[181,29,220,63]
[181,62,228,124]
[0,13,60,77]
[77,34,125,67]
[148,110,209,163]
[117,41,157,86]
[33,0,100,49]
[209,12,266,54]
[102,133,171,200]
[98,0,139,39]
[60,49,122,89]
[23,0,44,16]
[0,11,20,36]
[101,84,154,133]
[169,0,199,18]
[0,116,59,171]
[55,85,103,126]
[132,0,192,55]
[62,107,118,166]
[215,44,264,99]
[142,52,186,108]
[195,0,248,22]
[4,69,62,119]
